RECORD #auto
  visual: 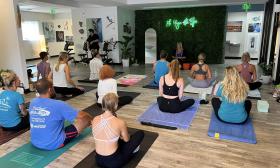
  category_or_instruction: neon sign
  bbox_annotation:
[165,17,198,30]
[242,2,251,12]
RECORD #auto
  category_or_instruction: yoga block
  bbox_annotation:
[257,100,269,113]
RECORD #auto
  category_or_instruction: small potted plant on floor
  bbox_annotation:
[259,62,273,84]
[119,35,134,67]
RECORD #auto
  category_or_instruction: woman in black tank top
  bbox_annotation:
[157,60,195,113]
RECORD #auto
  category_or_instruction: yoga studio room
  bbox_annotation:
[1,0,280,167]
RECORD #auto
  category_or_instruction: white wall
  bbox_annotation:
[0,0,28,88]
[21,11,73,59]
[117,7,135,63]
[226,11,264,59]
[71,7,120,63]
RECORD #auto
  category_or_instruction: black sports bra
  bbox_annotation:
[194,64,207,75]
[163,76,179,96]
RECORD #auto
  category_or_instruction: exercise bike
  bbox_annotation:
[100,40,118,64]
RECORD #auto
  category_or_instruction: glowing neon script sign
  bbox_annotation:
[165,17,198,30]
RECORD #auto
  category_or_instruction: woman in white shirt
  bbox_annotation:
[89,50,103,80]
[49,52,84,96]
[96,65,132,106]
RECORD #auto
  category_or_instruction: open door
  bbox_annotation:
[145,28,157,64]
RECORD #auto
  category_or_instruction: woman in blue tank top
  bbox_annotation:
[212,66,252,124]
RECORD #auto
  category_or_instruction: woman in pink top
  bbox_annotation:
[236,52,262,90]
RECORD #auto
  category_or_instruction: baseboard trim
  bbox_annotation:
[225,56,258,60]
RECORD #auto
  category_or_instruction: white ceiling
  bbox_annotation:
[19,0,268,13]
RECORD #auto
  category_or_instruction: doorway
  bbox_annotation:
[145,28,157,64]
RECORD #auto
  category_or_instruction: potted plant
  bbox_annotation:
[119,35,134,67]
[259,62,273,84]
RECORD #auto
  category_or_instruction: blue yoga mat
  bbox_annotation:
[208,112,257,144]
[0,128,91,168]
[138,97,200,129]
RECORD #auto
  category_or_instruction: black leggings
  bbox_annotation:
[96,92,133,107]
[211,97,252,124]
[96,130,144,168]
[54,87,84,96]
[248,82,262,90]
[2,115,30,131]
[157,97,195,113]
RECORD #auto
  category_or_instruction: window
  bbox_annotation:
[21,21,40,41]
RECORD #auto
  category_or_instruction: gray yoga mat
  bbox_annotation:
[74,128,158,168]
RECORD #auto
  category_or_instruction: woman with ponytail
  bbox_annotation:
[49,52,84,96]
[157,59,195,113]
[212,66,251,124]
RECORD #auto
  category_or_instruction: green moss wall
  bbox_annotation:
[135,6,227,64]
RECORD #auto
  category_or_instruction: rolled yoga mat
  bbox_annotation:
[247,89,261,100]
[207,112,257,144]
[83,91,141,117]
[78,72,124,83]
[0,128,92,168]
[138,97,200,130]
[142,80,159,90]
[74,128,159,168]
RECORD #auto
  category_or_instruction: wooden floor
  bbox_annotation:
[1,62,280,168]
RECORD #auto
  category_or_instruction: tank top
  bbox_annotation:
[53,64,70,87]
[92,115,120,143]
[194,64,207,75]
[240,63,253,83]
[163,76,179,96]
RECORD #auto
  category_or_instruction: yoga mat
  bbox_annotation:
[55,85,96,101]
[0,127,29,145]
[138,97,200,129]
[207,112,257,144]
[248,89,261,100]
[83,91,141,117]
[78,72,124,84]
[117,74,146,86]
[184,84,214,95]
[142,80,159,90]
[74,128,158,168]
[0,128,91,168]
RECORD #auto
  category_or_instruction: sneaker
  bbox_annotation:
[133,145,140,153]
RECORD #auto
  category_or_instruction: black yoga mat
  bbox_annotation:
[142,85,159,90]
[0,127,29,145]
[74,128,158,168]
[140,122,177,130]
[55,85,97,101]
[83,91,140,117]
[78,72,124,84]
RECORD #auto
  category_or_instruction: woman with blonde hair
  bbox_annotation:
[49,52,84,96]
[173,42,186,69]
[92,93,144,168]
[157,59,195,113]
[189,53,214,88]
[0,70,29,131]
[96,65,132,106]
[212,66,251,124]
[236,52,262,90]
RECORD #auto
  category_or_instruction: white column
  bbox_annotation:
[0,0,28,89]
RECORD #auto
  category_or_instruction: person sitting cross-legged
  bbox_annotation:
[89,50,103,80]
[153,50,169,85]
[29,79,92,150]
[0,71,29,131]
[93,92,144,168]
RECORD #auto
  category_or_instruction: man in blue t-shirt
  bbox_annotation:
[0,71,29,131]
[153,50,169,85]
[29,79,92,150]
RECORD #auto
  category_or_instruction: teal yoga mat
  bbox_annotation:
[0,128,91,168]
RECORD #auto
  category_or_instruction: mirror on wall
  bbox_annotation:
[145,28,157,64]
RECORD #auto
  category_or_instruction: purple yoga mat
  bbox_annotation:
[138,97,200,129]
[208,112,257,144]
